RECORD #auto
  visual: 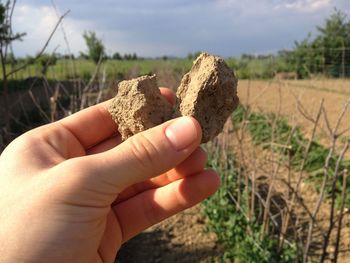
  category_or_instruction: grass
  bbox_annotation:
[1,56,282,84]
[1,58,193,82]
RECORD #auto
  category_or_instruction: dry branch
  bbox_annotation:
[6,10,71,78]
[303,100,350,262]
[321,139,350,261]
[334,170,348,262]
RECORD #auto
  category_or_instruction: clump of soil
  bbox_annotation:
[108,75,173,141]
[109,52,239,143]
[177,52,239,143]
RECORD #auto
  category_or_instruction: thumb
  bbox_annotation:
[70,116,202,203]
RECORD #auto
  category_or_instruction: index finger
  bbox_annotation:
[59,99,118,150]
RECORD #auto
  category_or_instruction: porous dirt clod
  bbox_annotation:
[108,52,239,143]
[108,75,173,141]
[176,52,239,143]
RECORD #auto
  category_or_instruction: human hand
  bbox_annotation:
[0,88,220,263]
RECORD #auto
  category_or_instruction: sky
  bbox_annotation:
[11,0,350,58]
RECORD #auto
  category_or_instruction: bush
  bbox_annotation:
[83,31,105,64]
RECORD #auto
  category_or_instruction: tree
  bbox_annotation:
[112,52,122,60]
[25,55,35,65]
[124,53,132,60]
[0,1,26,137]
[291,9,350,78]
[315,9,350,77]
[36,53,57,76]
[0,1,67,146]
[82,31,105,64]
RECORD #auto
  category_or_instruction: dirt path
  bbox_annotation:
[116,205,222,263]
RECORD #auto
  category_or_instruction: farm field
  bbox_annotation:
[208,78,350,262]
[238,79,350,132]
[237,79,350,155]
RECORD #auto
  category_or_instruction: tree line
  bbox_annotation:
[235,9,350,79]
[288,8,350,78]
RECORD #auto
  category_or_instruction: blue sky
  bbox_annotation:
[11,0,350,58]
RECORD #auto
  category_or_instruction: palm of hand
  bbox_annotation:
[0,90,219,263]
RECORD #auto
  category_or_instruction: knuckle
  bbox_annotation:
[128,134,160,173]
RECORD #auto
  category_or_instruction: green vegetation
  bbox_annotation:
[0,1,25,45]
[1,53,287,82]
[233,9,350,79]
[284,9,350,78]
[0,58,193,91]
[203,151,299,262]
[230,54,290,79]
[0,55,290,85]
[1,0,27,134]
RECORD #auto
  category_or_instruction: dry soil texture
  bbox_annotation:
[116,205,222,262]
[177,52,239,143]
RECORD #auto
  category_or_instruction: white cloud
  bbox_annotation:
[278,0,331,12]
[12,4,87,56]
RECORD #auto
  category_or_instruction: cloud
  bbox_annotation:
[9,0,350,58]
[280,0,331,12]
[12,3,86,56]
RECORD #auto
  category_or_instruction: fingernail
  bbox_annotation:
[165,117,198,151]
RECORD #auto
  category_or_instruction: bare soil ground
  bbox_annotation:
[237,79,350,157]
[116,205,222,263]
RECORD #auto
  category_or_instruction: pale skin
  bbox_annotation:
[0,88,220,263]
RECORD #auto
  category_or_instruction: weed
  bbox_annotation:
[203,152,299,262]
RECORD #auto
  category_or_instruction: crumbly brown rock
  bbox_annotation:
[108,75,173,140]
[176,52,239,143]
